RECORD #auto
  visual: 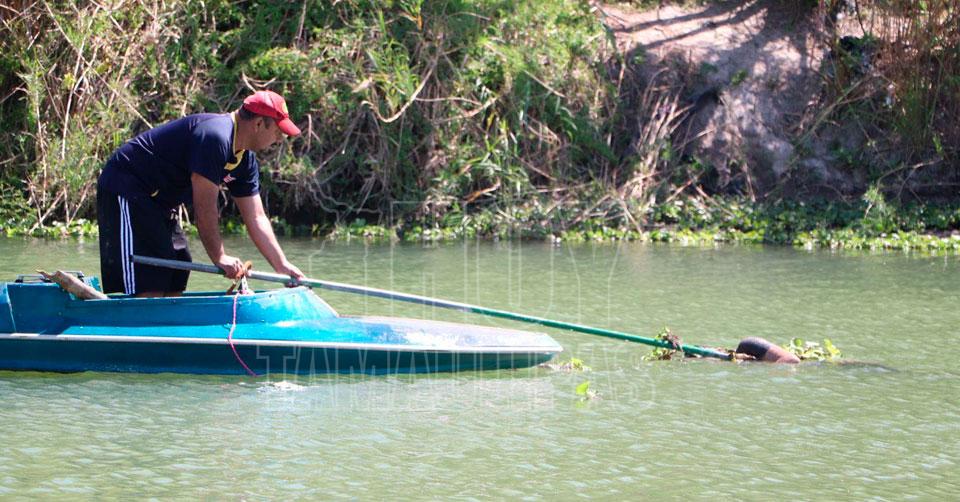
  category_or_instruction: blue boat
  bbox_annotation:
[0,275,562,375]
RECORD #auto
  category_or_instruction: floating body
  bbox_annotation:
[0,278,562,375]
[735,337,801,364]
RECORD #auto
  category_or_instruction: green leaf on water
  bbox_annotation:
[575,380,591,396]
[541,357,591,372]
[568,358,588,371]
[824,339,841,358]
[643,327,681,361]
[783,338,843,361]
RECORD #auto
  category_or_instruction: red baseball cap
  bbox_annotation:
[242,90,301,136]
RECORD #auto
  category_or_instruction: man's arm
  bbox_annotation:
[234,192,305,281]
[191,173,245,279]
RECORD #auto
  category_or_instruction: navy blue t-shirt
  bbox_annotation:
[99,113,260,210]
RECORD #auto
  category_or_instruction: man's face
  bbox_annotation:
[253,117,285,151]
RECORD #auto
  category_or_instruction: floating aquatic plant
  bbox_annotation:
[575,380,599,400]
[783,338,843,361]
[641,327,682,361]
[543,357,591,372]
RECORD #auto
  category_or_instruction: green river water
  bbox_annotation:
[0,236,957,499]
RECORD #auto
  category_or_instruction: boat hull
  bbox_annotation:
[0,281,561,375]
[0,337,555,375]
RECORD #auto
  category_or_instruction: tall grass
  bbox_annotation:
[814,0,959,197]
[876,1,959,162]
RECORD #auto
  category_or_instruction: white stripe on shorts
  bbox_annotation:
[118,195,136,295]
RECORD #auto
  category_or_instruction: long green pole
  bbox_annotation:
[131,254,732,360]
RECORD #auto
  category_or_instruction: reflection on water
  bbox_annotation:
[1,237,959,498]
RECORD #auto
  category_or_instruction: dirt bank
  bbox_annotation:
[600,1,867,198]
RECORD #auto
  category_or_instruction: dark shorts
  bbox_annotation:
[97,184,191,295]
[735,337,775,360]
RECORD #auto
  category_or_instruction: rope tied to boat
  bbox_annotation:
[227,262,258,377]
[228,290,258,377]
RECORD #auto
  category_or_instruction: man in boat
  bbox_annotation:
[96,90,306,297]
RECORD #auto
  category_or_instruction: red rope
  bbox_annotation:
[228,292,258,377]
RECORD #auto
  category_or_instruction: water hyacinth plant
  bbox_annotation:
[783,338,843,362]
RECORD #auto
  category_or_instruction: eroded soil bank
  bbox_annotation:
[601,1,883,198]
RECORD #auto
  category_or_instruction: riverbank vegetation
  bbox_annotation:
[1,1,958,250]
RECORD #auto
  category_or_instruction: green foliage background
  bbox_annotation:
[0,1,957,243]
[0,0,623,236]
